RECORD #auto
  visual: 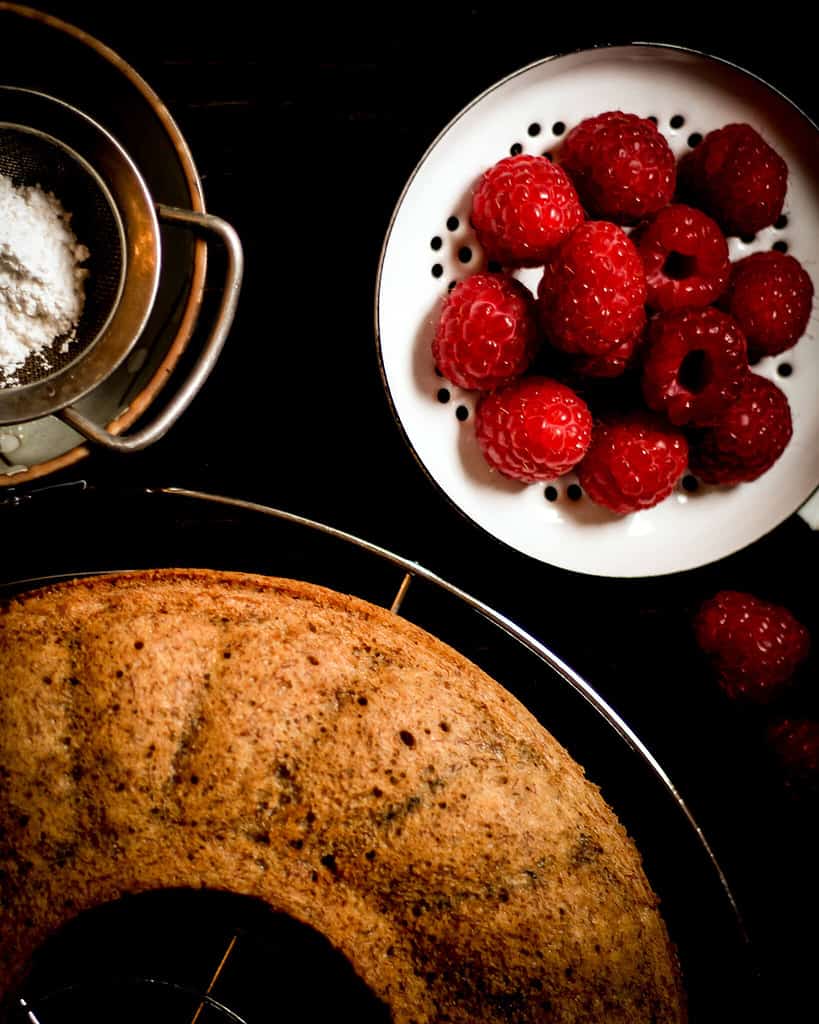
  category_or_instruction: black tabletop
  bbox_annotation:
[3,3,818,1020]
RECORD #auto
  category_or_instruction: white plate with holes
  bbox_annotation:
[375,43,819,578]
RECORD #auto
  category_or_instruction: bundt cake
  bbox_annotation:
[0,569,686,1022]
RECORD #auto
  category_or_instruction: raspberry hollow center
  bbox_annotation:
[662,251,699,280]
[678,349,711,393]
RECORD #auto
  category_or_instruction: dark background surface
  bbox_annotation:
[1,3,817,1020]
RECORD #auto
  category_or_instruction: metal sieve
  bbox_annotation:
[0,123,125,387]
[0,86,242,451]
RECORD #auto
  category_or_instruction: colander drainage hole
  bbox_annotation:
[682,475,699,493]
[551,121,566,136]
[566,484,582,501]
[687,132,703,148]
[510,142,523,156]
[775,214,788,230]
[544,486,558,502]
[542,151,554,161]
[431,264,443,278]
[455,405,469,422]
[434,366,444,378]
[437,388,450,403]
[740,233,756,245]
[772,240,788,253]
[458,246,472,264]
[777,362,793,378]
[648,115,658,124]
[448,280,458,292]
[528,123,541,137]
[447,216,459,231]
[670,115,685,130]
[430,236,442,251]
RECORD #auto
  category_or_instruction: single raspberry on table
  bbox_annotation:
[475,377,592,482]
[694,591,811,703]
[471,154,584,266]
[559,111,676,224]
[768,720,819,792]
[575,411,688,514]
[432,273,540,391]
[720,251,814,359]
[642,307,748,426]
[537,220,647,356]
[677,123,787,236]
[689,373,792,484]
[633,204,730,312]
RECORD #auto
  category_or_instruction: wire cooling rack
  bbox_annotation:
[1,485,757,1023]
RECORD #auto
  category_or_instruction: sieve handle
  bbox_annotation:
[60,206,243,452]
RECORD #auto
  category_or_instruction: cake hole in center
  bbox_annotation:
[20,890,391,1021]
[663,251,698,280]
[678,350,710,393]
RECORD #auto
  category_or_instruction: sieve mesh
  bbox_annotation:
[0,126,123,388]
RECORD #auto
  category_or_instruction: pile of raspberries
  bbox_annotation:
[433,113,814,514]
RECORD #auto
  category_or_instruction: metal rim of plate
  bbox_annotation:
[1,485,753,1023]
[374,42,819,578]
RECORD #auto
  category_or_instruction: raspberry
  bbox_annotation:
[471,154,584,266]
[720,252,814,359]
[694,591,810,702]
[572,329,642,379]
[642,308,748,426]
[633,204,730,312]
[768,720,819,792]
[559,111,676,224]
[537,221,647,356]
[432,273,540,390]
[689,373,792,484]
[475,377,592,482]
[575,412,688,513]
[678,123,787,236]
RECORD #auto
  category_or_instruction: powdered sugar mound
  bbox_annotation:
[0,173,90,384]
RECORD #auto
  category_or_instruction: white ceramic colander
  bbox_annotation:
[376,44,819,578]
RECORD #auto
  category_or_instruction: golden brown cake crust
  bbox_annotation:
[0,569,686,1022]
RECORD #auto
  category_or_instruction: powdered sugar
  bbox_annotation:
[0,173,89,384]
